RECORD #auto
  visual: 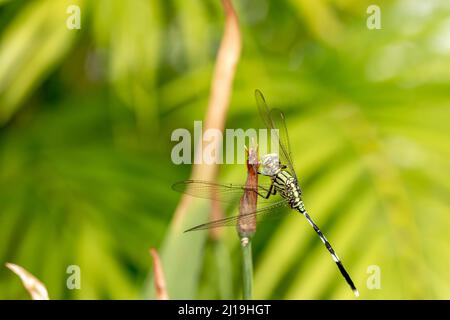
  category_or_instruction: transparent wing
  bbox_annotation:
[255,90,297,180]
[184,199,290,232]
[172,179,274,204]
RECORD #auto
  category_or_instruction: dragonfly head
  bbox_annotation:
[260,153,282,176]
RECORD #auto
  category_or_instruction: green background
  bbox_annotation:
[0,0,449,299]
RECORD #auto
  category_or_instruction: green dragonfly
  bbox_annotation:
[173,90,359,297]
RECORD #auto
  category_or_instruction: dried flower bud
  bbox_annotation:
[237,140,259,237]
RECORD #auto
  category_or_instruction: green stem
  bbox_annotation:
[240,237,253,300]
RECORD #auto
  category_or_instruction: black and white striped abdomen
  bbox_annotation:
[273,170,302,209]
[271,169,359,296]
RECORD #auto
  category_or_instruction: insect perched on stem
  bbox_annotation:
[173,90,359,297]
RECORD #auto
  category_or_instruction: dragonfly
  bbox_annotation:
[172,90,359,297]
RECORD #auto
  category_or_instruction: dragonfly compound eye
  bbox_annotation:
[260,153,281,176]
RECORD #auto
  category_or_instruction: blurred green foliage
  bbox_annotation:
[0,0,450,299]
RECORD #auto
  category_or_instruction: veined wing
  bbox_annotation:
[184,199,289,232]
[255,90,297,180]
[172,179,274,204]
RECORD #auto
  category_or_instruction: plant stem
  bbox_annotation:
[240,236,253,300]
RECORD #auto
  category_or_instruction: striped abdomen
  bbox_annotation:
[271,170,359,296]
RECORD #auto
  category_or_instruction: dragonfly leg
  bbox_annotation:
[250,181,274,199]
[259,180,275,199]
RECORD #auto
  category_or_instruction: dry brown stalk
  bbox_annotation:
[149,248,169,300]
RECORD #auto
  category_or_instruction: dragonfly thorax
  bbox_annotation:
[272,170,302,209]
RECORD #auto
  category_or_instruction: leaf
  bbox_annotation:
[0,0,83,125]
[6,263,49,300]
